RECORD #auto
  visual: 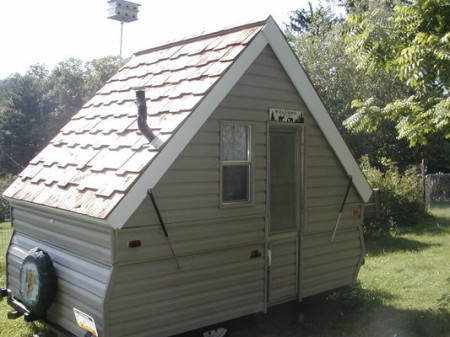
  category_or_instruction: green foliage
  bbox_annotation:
[0,175,15,220]
[287,2,340,36]
[0,56,121,176]
[361,155,426,233]
[287,2,432,171]
[344,0,450,146]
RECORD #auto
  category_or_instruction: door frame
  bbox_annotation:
[264,123,305,310]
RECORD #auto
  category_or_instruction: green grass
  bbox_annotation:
[282,209,450,337]
[355,209,450,336]
[0,222,54,337]
[1,211,450,337]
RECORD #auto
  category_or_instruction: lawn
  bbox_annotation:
[0,222,54,337]
[1,210,450,337]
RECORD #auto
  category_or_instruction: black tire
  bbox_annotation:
[19,248,57,318]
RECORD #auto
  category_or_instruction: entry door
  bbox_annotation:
[268,127,301,305]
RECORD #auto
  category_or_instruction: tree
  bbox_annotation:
[45,56,122,136]
[344,0,450,146]
[0,56,121,176]
[288,5,420,169]
[288,1,339,36]
[0,66,52,174]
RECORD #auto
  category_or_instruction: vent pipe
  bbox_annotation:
[135,90,157,143]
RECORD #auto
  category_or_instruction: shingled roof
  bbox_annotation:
[4,20,265,220]
[4,17,372,228]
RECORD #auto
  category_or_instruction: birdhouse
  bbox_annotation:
[107,0,140,23]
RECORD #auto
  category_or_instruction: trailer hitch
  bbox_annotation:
[0,287,10,301]
[0,287,36,321]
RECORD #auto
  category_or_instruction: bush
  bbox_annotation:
[361,155,426,234]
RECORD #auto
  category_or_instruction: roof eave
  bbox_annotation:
[5,197,110,228]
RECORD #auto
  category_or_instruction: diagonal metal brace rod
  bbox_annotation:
[147,189,181,270]
[330,176,353,242]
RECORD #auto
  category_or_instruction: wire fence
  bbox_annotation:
[425,172,450,213]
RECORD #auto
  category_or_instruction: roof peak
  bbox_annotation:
[134,17,270,57]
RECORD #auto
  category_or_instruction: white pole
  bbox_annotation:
[119,21,124,59]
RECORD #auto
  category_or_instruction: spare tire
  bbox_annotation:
[19,248,57,318]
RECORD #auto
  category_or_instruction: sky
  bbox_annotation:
[0,0,317,80]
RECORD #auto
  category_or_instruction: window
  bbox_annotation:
[221,123,252,204]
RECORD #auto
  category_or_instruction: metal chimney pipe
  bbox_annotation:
[135,90,157,143]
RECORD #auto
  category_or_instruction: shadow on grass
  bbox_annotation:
[193,285,450,337]
[363,212,450,256]
[397,212,450,236]
[365,234,437,256]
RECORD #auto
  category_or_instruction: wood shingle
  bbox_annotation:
[4,20,265,219]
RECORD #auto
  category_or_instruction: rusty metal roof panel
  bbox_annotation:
[3,19,267,220]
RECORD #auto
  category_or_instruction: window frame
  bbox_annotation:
[220,121,254,207]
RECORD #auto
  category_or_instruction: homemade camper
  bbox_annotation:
[1,17,372,337]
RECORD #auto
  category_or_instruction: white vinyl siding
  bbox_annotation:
[7,206,112,337]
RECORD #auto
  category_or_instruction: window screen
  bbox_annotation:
[221,123,252,203]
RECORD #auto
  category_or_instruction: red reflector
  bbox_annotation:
[128,240,141,248]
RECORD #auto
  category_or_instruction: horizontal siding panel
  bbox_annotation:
[152,194,220,211]
[305,219,359,234]
[306,204,361,222]
[110,270,262,317]
[169,157,219,170]
[306,177,354,189]
[142,302,263,337]
[213,107,272,121]
[152,178,266,199]
[305,194,361,209]
[272,264,297,282]
[118,216,265,263]
[153,181,219,197]
[228,84,302,103]
[7,233,110,337]
[145,203,267,224]
[238,72,300,92]
[270,287,297,304]
[302,274,356,298]
[12,207,112,264]
[305,166,344,179]
[220,95,300,111]
[13,219,112,265]
[246,62,288,80]
[159,169,219,183]
[126,201,266,227]
[111,293,263,337]
[302,265,357,287]
[307,154,342,168]
[269,238,297,304]
[305,186,353,200]
[108,246,265,337]
[302,228,360,248]
[304,248,361,268]
[178,143,219,157]
[189,130,219,144]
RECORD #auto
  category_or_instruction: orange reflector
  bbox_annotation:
[128,240,142,248]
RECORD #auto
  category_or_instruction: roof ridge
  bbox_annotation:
[134,17,269,57]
